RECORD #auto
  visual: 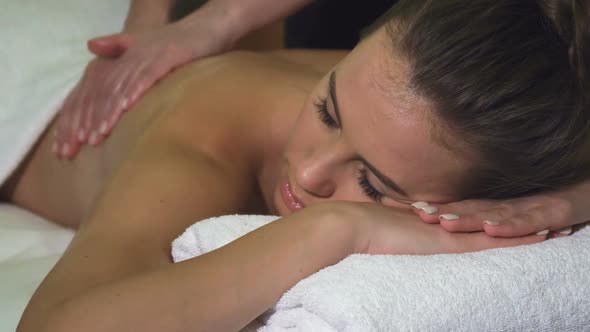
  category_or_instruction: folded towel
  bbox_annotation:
[0,0,128,185]
[172,214,590,332]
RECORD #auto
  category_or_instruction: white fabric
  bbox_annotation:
[0,204,75,332]
[0,1,126,331]
[0,0,129,185]
[173,214,590,332]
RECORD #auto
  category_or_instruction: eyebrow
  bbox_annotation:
[328,71,409,198]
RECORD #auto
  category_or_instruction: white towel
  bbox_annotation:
[172,214,590,332]
[0,0,129,185]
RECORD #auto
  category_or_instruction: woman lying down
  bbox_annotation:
[4,0,590,331]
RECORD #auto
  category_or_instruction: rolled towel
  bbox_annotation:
[172,215,590,331]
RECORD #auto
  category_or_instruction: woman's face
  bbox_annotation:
[270,27,472,216]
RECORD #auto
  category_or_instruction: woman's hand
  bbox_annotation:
[409,179,590,238]
[314,201,546,256]
[54,19,232,158]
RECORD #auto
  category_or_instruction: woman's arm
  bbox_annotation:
[18,129,358,332]
[19,135,542,332]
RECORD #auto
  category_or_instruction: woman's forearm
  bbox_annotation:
[46,208,357,332]
[180,0,313,47]
[124,0,177,33]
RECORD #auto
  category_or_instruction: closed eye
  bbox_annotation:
[357,168,385,202]
[314,97,338,129]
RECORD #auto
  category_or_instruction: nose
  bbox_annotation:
[294,140,349,198]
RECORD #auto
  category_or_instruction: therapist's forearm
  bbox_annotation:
[124,0,178,33]
[182,0,314,46]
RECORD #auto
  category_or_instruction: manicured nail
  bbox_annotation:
[78,129,86,141]
[411,201,430,209]
[420,206,439,214]
[439,214,460,221]
[559,227,573,235]
[483,220,500,226]
[536,229,549,235]
[99,121,108,134]
[61,143,70,156]
[89,132,98,145]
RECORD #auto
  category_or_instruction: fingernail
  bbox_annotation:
[439,214,460,221]
[536,229,549,235]
[61,143,70,156]
[559,227,573,235]
[89,132,98,145]
[420,206,439,214]
[52,142,59,154]
[483,220,500,226]
[411,201,430,209]
[99,121,108,134]
[78,129,86,141]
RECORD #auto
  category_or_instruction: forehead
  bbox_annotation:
[335,28,470,201]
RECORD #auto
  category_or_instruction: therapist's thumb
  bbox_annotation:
[88,33,135,58]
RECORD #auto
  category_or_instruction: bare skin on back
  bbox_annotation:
[1,50,341,229]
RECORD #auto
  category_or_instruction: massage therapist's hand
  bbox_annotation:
[410,179,590,239]
[54,19,232,158]
[315,202,546,256]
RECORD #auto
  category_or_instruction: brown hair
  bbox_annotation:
[372,0,590,198]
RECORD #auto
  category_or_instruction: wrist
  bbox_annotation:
[178,1,244,51]
[300,202,369,256]
[123,0,175,33]
[557,179,590,221]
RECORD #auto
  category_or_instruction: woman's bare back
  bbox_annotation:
[0,50,342,228]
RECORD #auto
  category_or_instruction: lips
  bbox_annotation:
[281,179,304,212]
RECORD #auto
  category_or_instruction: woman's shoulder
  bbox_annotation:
[166,49,346,90]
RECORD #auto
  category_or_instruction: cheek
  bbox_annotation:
[285,105,322,156]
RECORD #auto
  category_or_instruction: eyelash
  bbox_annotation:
[314,97,338,128]
[357,168,385,202]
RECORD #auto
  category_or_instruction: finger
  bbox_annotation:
[87,72,117,146]
[118,59,155,112]
[410,199,498,224]
[63,75,96,158]
[550,226,573,238]
[459,232,546,253]
[55,84,85,158]
[482,207,550,237]
[98,64,141,135]
[54,87,78,153]
[410,202,441,224]
[438,213,485,233]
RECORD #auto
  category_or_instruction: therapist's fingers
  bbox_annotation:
[55,83,86,158]
[95,57,145,143]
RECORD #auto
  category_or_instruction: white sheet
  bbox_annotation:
[0,1,127,330]
[0,0,129,185]
[0,204,74,332]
